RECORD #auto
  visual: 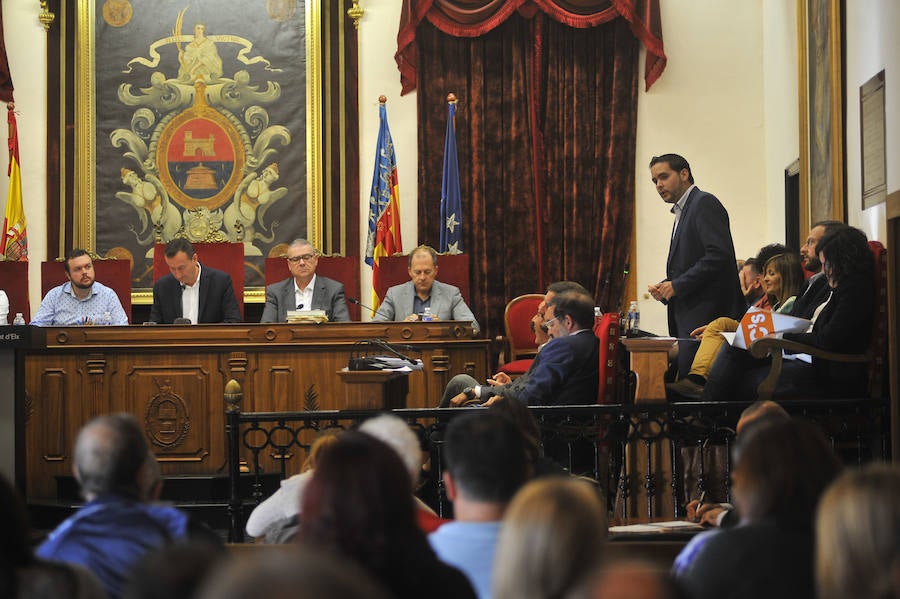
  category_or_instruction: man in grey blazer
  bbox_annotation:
[373,245,479,333]
[260,239,350,322]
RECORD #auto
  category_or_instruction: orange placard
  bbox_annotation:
[740,309,775,348]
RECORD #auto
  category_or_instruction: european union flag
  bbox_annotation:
[439,97,462,254]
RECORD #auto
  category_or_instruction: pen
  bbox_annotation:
[697,490,707,509]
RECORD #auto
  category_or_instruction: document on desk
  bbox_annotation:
[609,520,704,533]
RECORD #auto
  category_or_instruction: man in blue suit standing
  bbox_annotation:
[260,238,350,322]
[647,154,744,377]
[441,289,598,407]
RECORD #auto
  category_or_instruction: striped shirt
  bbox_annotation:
[31,281,128,326]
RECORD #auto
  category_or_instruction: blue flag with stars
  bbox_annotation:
[439,99,462,254]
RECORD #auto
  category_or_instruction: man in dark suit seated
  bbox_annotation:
[149,238,241,324]
[441,289,599,407]
[260,238,350,322]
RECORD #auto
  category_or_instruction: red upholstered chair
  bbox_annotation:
[594,312,621,404]
[264,255,361,321]
[0,261,30,322]
[41,258,132,322]
[375,253,470,304]
[154,242,244,318]
[750,240,888,400]
[496,294,544,377]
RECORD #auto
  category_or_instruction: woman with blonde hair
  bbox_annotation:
[493,477,607,599]
[815,463,900,599]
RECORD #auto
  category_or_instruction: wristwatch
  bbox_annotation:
[462,386,477,402]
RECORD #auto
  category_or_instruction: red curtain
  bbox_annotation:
[396,0,665,95]
[0,7,14,103]
[409,1,652,339]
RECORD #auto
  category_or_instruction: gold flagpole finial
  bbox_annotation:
[347,1,365,30]
[38,1,56,32]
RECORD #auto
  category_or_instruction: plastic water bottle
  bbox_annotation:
[422,307,434,322]
[100,311,112,326]
[0,290,8,325]
[627,301,640,336]
[12,312,26,326]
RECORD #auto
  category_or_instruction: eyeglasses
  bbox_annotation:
[286,254,316,263]
[543,316,559,328]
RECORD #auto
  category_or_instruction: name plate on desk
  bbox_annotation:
[0,325,41,349]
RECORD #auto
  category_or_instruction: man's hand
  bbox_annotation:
[686,499,727,526]
[481,396,501,407]
[404,314,420,322]
[690,325,708,338]
[488,372,512,386]
[449,392,468,407]
[655,281,676,301]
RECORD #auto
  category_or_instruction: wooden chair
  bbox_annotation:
[375,253,470,304]
[594,312,621,404]
[41,258,132,322]
[154,242,244,318]
[750,241,888,400]
[0,261,30,322]
[496,293,544,377]
[264,255,361,321]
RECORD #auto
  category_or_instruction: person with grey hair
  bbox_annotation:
[36,414,216,599]
[260,238,350,322]
[373,245,479,332]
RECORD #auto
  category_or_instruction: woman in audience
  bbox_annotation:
[815,463,900,599]
[298,431,476,599]
[493,477,606,599]
[673,418,842,599]
[667,247,803,399]
[702,224,874,401]
[0,474,106,598]
[244,428,340,543]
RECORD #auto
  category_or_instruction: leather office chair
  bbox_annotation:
[154,242,244,318]
[264,255,361,321]
[41,258,132,322]
[750,241,887,400]
[496,293,544,378]
[0,260,30,322]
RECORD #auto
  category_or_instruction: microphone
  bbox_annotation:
[173,317,192,325]
[296,303,305,310]
[347,297,392,320]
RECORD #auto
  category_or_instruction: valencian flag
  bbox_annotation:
[439,94,462,254]
[2,104,26,261]
[364,96,402,312]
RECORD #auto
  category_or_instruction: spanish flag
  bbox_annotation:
[364,97,402,312]
[2,103,27,260]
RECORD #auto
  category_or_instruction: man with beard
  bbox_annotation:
[789,220,843,319]
[31,248,128,325]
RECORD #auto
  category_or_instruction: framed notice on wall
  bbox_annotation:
[860,71,886,210]
[798,0,844,232]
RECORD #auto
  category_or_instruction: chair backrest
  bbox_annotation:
[867,240,888,397]
[41,258,132,321]
[374,253,470,304]
[0,260,30,322]
[264,255,361,321]
[154,242,244,317]
[594,312,621,404]
[503,294,544,362]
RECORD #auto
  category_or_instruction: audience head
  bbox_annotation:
[754,243,787,269]
[545,290,595,337]
[196,545,391,599]
[64,248,96,290]
[762,251,804,308]
[407,245,439,296]
[73,413,151,501]
[443,411,530,505]
[735,400,789,436]
[802,220,844,272]
[299,431,419,575]
[730,418,841,528]
[124,541,226,599]
[493,478,607,599]
[164,238,201,286]
[815,463,900,599]
[301,428,341,472]
[739,257,764,303]
[586,559,685,599]
[286,238,320,284]
[816,225,872,288]
[535,281,591,343]
[358,413,423,487]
